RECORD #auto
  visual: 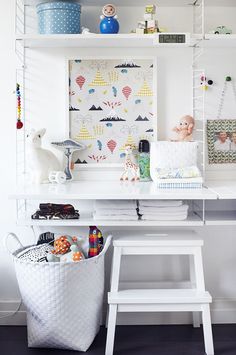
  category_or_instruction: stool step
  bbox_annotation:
[113,235,203,248]
[108,289,212,304]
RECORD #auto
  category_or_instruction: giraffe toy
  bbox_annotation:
[120,145,140,182]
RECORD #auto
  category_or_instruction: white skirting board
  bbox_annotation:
[0,299,236,326]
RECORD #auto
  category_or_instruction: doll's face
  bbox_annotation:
[179,119,189,129]
[179,116,194,130]
[103,4,116,17]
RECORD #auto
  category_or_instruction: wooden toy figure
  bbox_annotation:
[173,115,195,142]
[100,4,119,34]
[120,145,140,182]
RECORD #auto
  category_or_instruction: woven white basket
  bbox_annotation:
[6,233,112,351]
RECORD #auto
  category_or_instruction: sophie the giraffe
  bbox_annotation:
[120,145,140,182]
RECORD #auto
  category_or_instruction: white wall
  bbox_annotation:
[1,1,236,325]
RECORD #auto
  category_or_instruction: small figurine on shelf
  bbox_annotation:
[27,128,60,184]
[100,4,119,34]
[136,5,159,34]
[120,145,140,182]
[51,139,86,181]
[210,25,232,35]
[172,115,195,142]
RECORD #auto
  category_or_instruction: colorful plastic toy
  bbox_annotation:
[47,235,85,262]
[88,226,103,258]
[16,83,23,129]
[100,4,119,34]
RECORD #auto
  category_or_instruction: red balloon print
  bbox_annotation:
[107,139,117,154]
[122,86,132,100]
[76,75,85,90]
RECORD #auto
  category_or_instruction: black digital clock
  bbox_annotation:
[159,34,186,43]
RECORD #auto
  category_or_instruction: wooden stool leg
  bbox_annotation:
[202,304,214,355]
[189,255,200,328]
[105,304,118,355]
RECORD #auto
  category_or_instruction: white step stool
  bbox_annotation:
[105,232,214,355]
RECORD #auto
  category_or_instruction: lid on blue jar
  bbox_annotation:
[139,140,150,153]
[37,1,81,12]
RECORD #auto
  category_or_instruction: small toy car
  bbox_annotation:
[211,26,232,35]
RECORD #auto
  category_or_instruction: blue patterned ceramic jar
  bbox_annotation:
[37,1,81,34]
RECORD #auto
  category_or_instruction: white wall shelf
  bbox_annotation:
[16,212,203,227]
[16,34,197,48]
[206,180,236,200]
[23,0,202,7]
[205,211,236,225]
[16,34,236,49]
[10,181,218,200]
[201,35,236,48]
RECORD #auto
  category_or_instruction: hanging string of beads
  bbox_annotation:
[16,83,23,129]
[217,76,236,120]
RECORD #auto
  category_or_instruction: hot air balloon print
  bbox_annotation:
[76,75,85,90]
[107,139,117,154]
[122,86,132,100]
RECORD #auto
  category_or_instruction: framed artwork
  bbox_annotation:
[207,119,236,164]
[67,57,157,167]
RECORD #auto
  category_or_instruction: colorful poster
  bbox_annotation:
[69,59,156,164]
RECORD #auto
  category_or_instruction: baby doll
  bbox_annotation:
[173,115,195,142]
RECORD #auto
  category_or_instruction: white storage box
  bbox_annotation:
[7,233,112,352]
[150,141,203,188]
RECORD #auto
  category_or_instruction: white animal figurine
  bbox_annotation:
[120,145,140,182]
[27,128,60,184]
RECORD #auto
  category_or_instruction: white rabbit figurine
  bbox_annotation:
[27,128,60,184]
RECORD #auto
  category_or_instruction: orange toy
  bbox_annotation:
[51,235,78,255]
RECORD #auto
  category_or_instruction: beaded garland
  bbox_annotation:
[16,83,23,129]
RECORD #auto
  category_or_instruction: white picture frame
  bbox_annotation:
[65,56,157,170]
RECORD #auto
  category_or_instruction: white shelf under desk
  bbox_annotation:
[16,212,203,227]
[10,181,217,201]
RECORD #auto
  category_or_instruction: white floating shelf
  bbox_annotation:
[23,1,203,7]
[202,34,236,48]
[16,33,198,48]
[10,181,217,200]
[16,212,203,227]
[16,34,154,48]
[206,180,236,199]
[205,211,236,225]
[23,0,236,6]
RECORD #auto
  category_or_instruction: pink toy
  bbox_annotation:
[173,115,195,142]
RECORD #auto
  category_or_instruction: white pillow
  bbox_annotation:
[150,141,198,169]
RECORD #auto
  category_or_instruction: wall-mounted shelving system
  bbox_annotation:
[13,0,236,229]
